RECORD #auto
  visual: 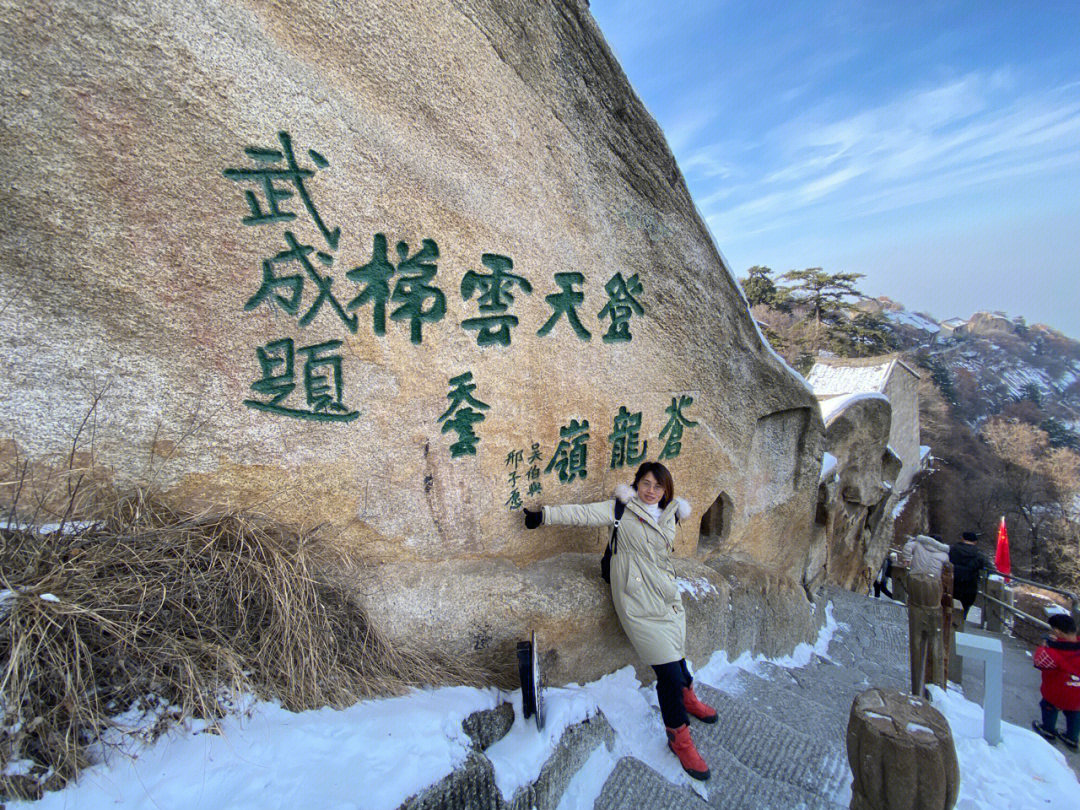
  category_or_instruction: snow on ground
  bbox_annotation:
[1000,366,1051,399]
[2,521,95,535]
[928,684,1078,810]
[884,310,941,333]
[11,601,1078,810]
[486,683,596,800]
[17,687,500,810]
[696,601,841,688]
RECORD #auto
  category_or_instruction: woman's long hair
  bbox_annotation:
[632,461,674,509]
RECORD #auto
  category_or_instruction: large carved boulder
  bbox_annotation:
[817,394,901,591]
[0,0,823,674]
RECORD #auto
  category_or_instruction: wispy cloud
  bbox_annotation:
[589,0,1080,336]
[699,73,1080,237]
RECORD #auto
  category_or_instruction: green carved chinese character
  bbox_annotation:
[390,239,446,344]
[537,272,591,341]
[346,233,396,335]
[658,395,698,460]
[608,406,647,468]
[461,254,532,347]
[598,272,644,343]
[223,131,340,250]
[437,372,490,458]
[526,442,543,497]
[506,446,526,510]
[247,338,295,406]
[545,419,590,483]
[244,337,359,422]
[244,231,358,332]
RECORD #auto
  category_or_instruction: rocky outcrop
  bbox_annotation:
[815,394,901,592]
[354,553,825,686]
[1,0,822,672]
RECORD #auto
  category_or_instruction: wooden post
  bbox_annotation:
[985,577,1011,633]
[847,688,959,810]
[908,574,944,696]
[938,563,953,687]
[948,599,964,684]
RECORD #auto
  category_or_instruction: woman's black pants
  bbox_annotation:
[652,658,693,728]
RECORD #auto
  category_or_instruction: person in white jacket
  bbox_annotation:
[523,461,716,781]
[903,534,949,578]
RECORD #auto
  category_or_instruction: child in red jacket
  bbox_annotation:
[1032,613,1080,750]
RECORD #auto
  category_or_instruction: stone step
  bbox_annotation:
[595,735,846,810]
[594,757,710,810]
[711,667,849,744]
[742,655,879,722]
[401,710,615,810]
[691,684,850,804]
[401,585,918,809]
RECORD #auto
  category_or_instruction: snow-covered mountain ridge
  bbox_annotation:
[862,298,1080,431]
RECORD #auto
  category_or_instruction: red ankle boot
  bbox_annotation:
[682,685,718,723]
[666,724,710,780]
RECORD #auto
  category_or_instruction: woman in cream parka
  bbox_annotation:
[523,461,716,781]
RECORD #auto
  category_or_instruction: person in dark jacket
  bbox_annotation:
[1032,613,1080,750]
[949,531,990,623]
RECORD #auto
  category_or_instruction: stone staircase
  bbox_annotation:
[594,587,910,809]
[405,586,915,809]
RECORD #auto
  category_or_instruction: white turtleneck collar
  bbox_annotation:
[641,502,662,522]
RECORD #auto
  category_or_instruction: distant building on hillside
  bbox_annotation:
[938,317,969,339]
[807,355,924,494]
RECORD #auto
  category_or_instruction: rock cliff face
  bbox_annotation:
[814,394,900,592]
[0,0,824,676]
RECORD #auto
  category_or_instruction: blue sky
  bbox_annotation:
[589,1,1080,338]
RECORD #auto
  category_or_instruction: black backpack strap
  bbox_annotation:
[611,499,626,551]
[600,499,627,583]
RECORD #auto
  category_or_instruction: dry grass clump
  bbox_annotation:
[0,492,488,801]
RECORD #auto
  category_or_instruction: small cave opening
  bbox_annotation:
[815,482,830,526]
[698,491,733,554]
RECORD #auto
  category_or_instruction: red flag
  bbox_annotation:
[995,516,1011,582]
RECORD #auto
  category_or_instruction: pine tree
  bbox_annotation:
[740,266,782,308]
[780,268,863,323]
[780,268,865,353]
[834,310,899,357]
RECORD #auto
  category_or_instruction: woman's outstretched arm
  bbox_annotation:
[541,500,617,527]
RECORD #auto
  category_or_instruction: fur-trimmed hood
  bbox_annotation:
[910,534,949,554]
[614,483,690,521]
[904,534,950,578]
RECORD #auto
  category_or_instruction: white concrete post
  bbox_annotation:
[954,631,1003,746]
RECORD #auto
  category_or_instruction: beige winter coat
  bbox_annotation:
[543,490,687,666]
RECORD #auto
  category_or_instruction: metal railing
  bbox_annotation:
[981,593,1051,632]
[976,570,1080,636]
[989,571,1079,605]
